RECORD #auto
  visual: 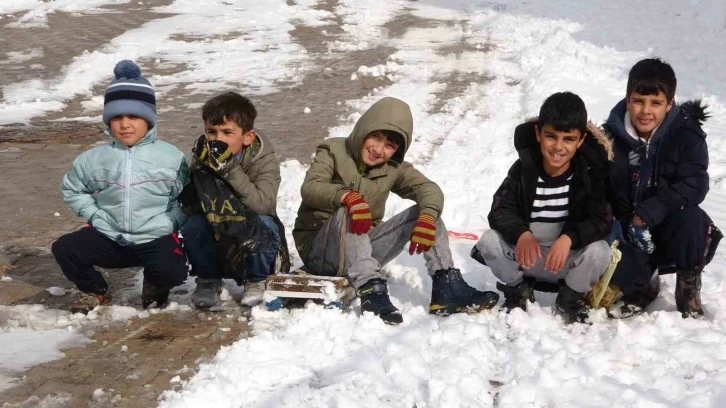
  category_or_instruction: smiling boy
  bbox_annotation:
[293,97,499,324]
[180,92,286,309]
[52,60,189,313]
[605,58,719,318]
[472,92,613,323]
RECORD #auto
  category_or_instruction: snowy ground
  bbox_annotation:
[3,0,726,407]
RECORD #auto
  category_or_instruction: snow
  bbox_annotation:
[0,0,129,16]
[161,1,726,407]
[0,0,333,125]
[2,0,726,406]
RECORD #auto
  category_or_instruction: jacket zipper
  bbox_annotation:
[124,147,134,232]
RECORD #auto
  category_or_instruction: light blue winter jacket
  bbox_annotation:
[61,127,189,244]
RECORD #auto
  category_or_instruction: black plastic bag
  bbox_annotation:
[179,166,272,284]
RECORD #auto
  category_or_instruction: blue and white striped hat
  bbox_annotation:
[103,60,156,128]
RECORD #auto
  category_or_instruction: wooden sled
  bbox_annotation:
[264,268,356,309]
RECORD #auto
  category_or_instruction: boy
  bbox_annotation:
[472,92,613,324]
[52,60,189,314]
[604,58,719,318]
[293,97,499,325]
[181,92,285,309]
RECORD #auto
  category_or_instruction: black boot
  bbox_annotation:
[496,280,534,312]
[142,277,171,309]
[676,269,705,318]
[357,279,403,325]
[615,273,660,318]
[429,269,499,316]
[555,284,590,324]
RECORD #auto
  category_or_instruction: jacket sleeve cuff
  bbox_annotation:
[507,226,531,246]
[419,207,440,221]
[333,189,349,207]
[80,205,101,223]
[562,230,581,250]
[634,206,656,228]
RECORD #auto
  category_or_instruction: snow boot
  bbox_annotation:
[240,280,266,307]
[191,277,223,309]
[676,268,705,319]
[141,277,171,309]
[555,284,590,324]
[496,280,534,312]
[357,278,403,325]
[613,273,660,318]
[70,291,111,314]
[429,268,499,316]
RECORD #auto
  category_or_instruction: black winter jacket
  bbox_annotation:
[487,120,613,250]
[605,99,709,227]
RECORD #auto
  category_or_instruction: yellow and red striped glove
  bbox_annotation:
[409,213,436,255]
[343,192,372,235]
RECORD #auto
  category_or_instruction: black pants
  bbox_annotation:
[51,227,188,294]
[611,205,716,296]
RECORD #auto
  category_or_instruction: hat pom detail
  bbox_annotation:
[113,60,142,80]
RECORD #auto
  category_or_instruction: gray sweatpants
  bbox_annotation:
[304,206,455,289]
[475,229,611,293]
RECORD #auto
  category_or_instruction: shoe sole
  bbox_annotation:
[429,297,499,316]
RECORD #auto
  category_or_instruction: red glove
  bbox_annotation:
[409,213,436,255]
[342,192,372,235]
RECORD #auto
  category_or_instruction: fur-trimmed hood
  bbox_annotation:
[680,99,710,127]
[513,118,613,179]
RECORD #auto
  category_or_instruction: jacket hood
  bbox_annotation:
[605,98,686,146]
[680,99,710,126]
[241,130,274,167]
[345,97,413,165]
[514,118,613,172]
[106,126,158,149]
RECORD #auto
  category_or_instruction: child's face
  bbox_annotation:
[205,118,255,155]
[360,131,399,167]
[625,90,673,138]
[535,124,585,177]
[109,115,149,146]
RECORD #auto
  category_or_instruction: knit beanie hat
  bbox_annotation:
[103,60,157,128]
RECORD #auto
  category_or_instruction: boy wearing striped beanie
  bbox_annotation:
[52,60,189,314]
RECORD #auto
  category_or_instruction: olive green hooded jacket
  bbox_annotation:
[292,97,444,260]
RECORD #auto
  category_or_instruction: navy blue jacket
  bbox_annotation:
[604,99,710,228]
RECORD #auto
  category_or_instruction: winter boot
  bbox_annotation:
[142,277,171,309]
[357,278,403,325]
[675,269,705,319]
[240,280,266,307]
[496,280,534,312]
[614,273,660,318]
[555,284,590,324]
[191,277,223,309]
[429,268,499,316]
[70,291,111,314]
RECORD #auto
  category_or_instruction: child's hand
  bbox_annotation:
[342,191,372,234]
[207,140,235,171]
[409,213,436,255]
[544,235,572,273]
[516,231,541,269]
[192,135,209,162]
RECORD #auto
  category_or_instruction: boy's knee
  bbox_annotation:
[51,233,75,259]
[477,229,504,253]
[582,240,612,268]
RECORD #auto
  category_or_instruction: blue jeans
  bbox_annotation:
[180,214,280,282]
